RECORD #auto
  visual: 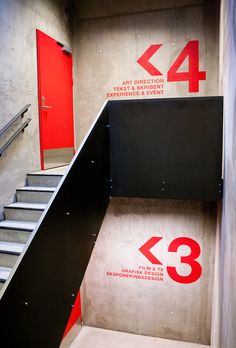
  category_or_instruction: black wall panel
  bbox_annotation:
[109,97,223,201]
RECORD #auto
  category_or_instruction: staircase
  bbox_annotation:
[0,167,66,291]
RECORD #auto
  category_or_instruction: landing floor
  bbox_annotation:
[32,165,68,175]
[67,326,210,348]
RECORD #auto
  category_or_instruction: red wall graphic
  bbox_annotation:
[107,40,206,98]
[107,236,202,285]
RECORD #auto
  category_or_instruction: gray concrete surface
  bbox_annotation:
[72,0,220,145]
[16,187,55,203]
[210,204,221,348]
[81,198,217,345]
[32,165,68,175]
[219,0,236,347]
[27,173,63,187]
[0,228,31,244]
[0,0,71,213]
[68,326,210,348]
[44,148,74,169]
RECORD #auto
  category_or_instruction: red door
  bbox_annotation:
[36,29,75,169]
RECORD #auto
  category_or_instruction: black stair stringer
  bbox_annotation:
[0,102,110,348]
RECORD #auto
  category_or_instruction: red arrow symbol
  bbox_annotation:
[139,237,163,264]
[137,44,163,76]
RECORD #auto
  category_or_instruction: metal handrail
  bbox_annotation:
[0,118,31,157]
[0,104,31,138]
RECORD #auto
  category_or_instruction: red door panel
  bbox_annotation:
[36,29,74,169]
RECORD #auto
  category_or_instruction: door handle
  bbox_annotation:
[42,105,52,109]
[41,96,52,109]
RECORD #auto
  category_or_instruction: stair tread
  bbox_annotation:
[28,173,63,177]
[0,241,25,254]
[0,220,36,231]
[0,266,12,281]
[17,186,56,192]
[6,202,47,210]
[30,166,67,175]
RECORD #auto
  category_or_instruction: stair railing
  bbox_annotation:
[0,104,31,157]
[0,101,110,348]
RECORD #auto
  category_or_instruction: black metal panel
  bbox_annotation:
[109,97,223,201]
[0,107,110,347]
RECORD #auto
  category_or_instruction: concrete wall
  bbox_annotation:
[72,0,220,145]
[72,2,222,344]
[220,0,236,347]
[82,198,216,345]
[0,0,221,210]
[0,0,71,212]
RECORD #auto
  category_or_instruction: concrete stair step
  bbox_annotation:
[0,228,31,243]
[0,167,65,286]
[0,266,12,283]
[0,220,36,231]
[27,173,63,187]
[0,253,19,268]
[16,186,56,203]
[18,186,56,192]
[0,241,25,267]
[31,166,68,175]
[4,202,46,222]
[6,202,47,209]
[0,241,25,255]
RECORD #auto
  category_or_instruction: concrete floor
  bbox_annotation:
[32,165,68,175]
[68,326,210,348]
